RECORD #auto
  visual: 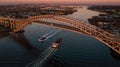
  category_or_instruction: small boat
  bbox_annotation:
[52,38,63,48]
[38,37,46,42]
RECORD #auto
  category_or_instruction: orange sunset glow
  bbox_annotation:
[0,0,120,5]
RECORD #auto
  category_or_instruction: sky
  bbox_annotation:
[0,0,120,5]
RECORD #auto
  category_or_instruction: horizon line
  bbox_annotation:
[0,3,120,6]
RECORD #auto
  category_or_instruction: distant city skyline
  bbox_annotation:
[0,0,120,5]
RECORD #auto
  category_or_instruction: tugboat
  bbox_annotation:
[38,37,46,42]
[52,38,63,48]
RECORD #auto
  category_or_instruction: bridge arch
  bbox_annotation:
[14,15,83,32]
[0,15,120,54]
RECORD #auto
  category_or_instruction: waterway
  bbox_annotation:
[0,6,120,67]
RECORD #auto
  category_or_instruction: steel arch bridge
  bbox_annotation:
[0,15,120,54]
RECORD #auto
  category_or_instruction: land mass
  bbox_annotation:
[88,6,120,37]
[0,4,78,19]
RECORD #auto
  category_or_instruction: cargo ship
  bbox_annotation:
[38,37,46,42]
[52,38,63,48]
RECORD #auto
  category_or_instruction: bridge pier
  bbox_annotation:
[0,19,16,30]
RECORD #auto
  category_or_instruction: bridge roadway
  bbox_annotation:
[0,15,120,54]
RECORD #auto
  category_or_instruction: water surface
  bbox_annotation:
[0,6,120,67]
